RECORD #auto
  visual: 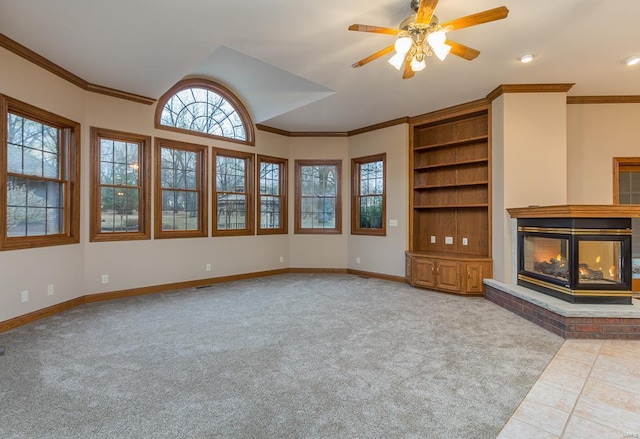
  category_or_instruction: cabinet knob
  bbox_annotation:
[467,271,471,280]
[436,266,440,275]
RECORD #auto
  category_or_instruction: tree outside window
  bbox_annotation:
[295,160,342,234]
[154,138,208,238]
[213,148,254,236]
[90,127,150,241]
[352,154,386,236]
[1,95,80,250]
[258,155,287,235]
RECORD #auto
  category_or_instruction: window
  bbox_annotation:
[1,95,80,250]
[213,148,254,236]
[258,155,288,235]
[90,128,151,241]
[295,160,342,234]
[613,157,640,292]
[154,138,208,238]
[155,78,255,146]
[352,153,386,236]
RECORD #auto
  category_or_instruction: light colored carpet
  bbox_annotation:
[0,274,563,438]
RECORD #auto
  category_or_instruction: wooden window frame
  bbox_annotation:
[351,153,386,236]
[294,159,342,235]
[212,147,255,237]
[154,77,255,146]
[257,154,288,235]
[154,138,208,239]
[613,157,640,204]
[0,95,80,251]
[90,127,151,242]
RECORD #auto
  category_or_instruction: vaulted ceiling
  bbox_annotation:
[1,0,639,132]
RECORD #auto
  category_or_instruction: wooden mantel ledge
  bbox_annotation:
[507,204,640,218]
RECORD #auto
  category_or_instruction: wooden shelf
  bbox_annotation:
[414,158,488,171]
[414,181,488,190]
[414,135,489,151]
[408,104,491,292]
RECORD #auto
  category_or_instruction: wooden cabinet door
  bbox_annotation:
[413,258,436,288]
[436,261,462,292]
[465,263,485,294]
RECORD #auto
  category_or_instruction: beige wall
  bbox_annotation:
[492,92,569,283]
[348,124,408,276]
[567,103,640,204]
[0,46,411,323]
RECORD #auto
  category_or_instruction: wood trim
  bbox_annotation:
[410,98,489,126]
[0,297,85,333]
[507,204,640,218]
[0,33,155,105]
[211,147,255,237]
[0,94,81,251]
[346,269,406,283]
[486,84,575,102]
[257,154,288,235]
[568,96,640,105]
[1,268,415,333]
[85,269,289,303]
[153,138,209,239]
[347,117,410,136]
[255,124,348,137]
[84,83,156,106]
[294,159,343,234]
[287,268,349,274]
[351,153,386,236]
[89,127,152,242]
[155,77,255,146]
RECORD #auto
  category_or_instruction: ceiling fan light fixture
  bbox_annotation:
[410,56,426,72]
[625,56,640,66]
[394,36,413,55]
[426,30,446,48]
[388,52,406,70]
[433,44,451,61]
[518,53,535,63]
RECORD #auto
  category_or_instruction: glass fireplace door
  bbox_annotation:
[577,240,624,286]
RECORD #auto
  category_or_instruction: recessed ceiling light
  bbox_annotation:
[517,53,535,63]
[626,56,640,66]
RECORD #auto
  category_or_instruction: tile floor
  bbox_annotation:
[498,339,640,438]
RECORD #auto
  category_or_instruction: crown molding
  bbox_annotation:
[256,124,347,137]
[0,33,156,105]
[486,83,575,102]
[567,95,640,104]
[410,98,489,125]
[347,117,410,136]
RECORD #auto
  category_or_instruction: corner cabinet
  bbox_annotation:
[406,102,492,295]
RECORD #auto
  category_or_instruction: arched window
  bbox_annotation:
[155,78,254,146]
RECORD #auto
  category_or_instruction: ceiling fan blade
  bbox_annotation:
[348,24,401,35]
[402,53,415,79]
[445,40,480,60]
[416,0,439,24]
[440,6,509,32]
[352,45,395,68]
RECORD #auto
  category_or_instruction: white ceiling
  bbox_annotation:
[1,0,639,132]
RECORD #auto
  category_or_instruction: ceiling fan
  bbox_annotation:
[348,0,509,79]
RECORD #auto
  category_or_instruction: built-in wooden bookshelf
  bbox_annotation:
[406,102,492,295]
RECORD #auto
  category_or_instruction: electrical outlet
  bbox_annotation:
[279,256,284,263]
[47,284,54,296]
[206,264,212,272]
[462,237,468,246]
[389,219,398,227]
[430,236,436,244]
[101,274,109,284]
[356,257,361,264]
[445,236,453,245]
[21,290,29,303]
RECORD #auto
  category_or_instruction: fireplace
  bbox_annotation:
[516,217,632,304]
